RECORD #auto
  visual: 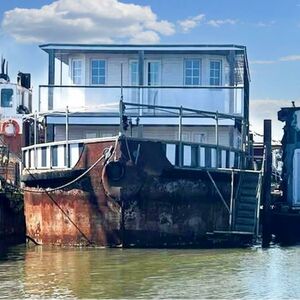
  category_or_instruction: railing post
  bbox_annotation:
[229,169,235,230]
[215,112,219,167]
[34,110,37,169]
[119,99,124,136]
[38,85,41,113]
[178,106,183,167]
[65,106,69,168]
[49,146,52,169]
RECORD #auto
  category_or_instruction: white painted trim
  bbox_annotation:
[166,144,176,165]
[183,145,192,166]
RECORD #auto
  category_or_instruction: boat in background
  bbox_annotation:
[271,106,300,245]
[0,56,32,244]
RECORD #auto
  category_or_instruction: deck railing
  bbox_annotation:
[22,137,242,171]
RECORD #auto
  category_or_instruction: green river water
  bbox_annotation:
[0,244,300,299]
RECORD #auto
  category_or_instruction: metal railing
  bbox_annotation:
[39,85,244,117]
[22,136,243,171]
[23,100,247,171]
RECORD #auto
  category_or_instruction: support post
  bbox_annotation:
[138,50,144,86]
[179,106,183,167]
[120,63,123,101]
[229,169,235,229]
[60,53,63,86]
[34,111,37,169]
[262,119,272,247]
[119,100,124,136]
[65,106,69,168]
[48,49,55,110]
[215,112,219,167]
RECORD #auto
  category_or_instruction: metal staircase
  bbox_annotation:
[233,172,260,233]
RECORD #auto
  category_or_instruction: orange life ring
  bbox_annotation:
[1,119,20,136]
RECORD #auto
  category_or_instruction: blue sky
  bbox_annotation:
[1,0,300,139]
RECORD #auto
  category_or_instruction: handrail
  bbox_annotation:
[40,84,244,90]
[255,146,266,237]
[122,101,243,120]
[22,136,119,151]
[22,136,243,154]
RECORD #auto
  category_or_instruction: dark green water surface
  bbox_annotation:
[0,245,300,299]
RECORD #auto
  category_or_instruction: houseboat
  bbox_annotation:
[0,56,32,243]
[271,106,300,244]
[21,44,262,247]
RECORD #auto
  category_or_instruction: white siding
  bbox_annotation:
[67,53,230,86]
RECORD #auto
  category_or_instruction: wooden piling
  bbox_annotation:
[262,119,272,247]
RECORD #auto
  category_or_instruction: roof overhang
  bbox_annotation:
[40,43,246,58]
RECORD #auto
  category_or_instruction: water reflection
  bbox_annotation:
[1,245,300,299]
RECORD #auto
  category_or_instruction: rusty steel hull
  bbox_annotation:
[23,138,238,247]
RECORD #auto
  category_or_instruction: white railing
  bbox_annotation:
[165,142,242,169]
[23,141,83,170]
[22,137,243,171]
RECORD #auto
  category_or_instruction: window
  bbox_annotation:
[91,60,105,85]
[1,88,13,107]
[71,59,82,85]
[130,61,138,85]
[147,62,160,86]
[184,59,201,85]
[210,60,222,86]
[130,61,139,103]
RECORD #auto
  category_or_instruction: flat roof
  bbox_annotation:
[40,43,246,53]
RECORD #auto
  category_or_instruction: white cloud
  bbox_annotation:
[250,99,293,141]
[250,60,276,65]
[1,0,175,44]
[255,21,276,27]
[206,19,237,27]
[178,14,205,33]
[279,55,300,62]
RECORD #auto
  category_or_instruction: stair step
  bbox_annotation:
[241,173,259,181]
[235,216,255,225]
[237,203,257,211]
[238,196,257,204]
[241,183,257,190]
[234,224,255,232]
[236,210,256,218]
[240,189,257,197]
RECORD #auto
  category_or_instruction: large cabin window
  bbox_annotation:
[1,88,13,107]
[210,60,222,86]
[91,60,105,85]
[184,59,201,85]
[71,59,82,85]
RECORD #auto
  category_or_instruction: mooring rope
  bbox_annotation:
[22,145,113,193]
[20,144,115,246]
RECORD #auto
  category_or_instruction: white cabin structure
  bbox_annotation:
[38,44,250,149]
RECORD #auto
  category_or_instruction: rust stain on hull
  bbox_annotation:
[23,138,236,247]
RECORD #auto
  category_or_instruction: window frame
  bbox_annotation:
[129,60,139,86]
[184,59,201,86]
[71,59,83,85]
[209,59,222,86]
[90,59,106,85]
[146,60,161,86]
[1,88,13,108]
